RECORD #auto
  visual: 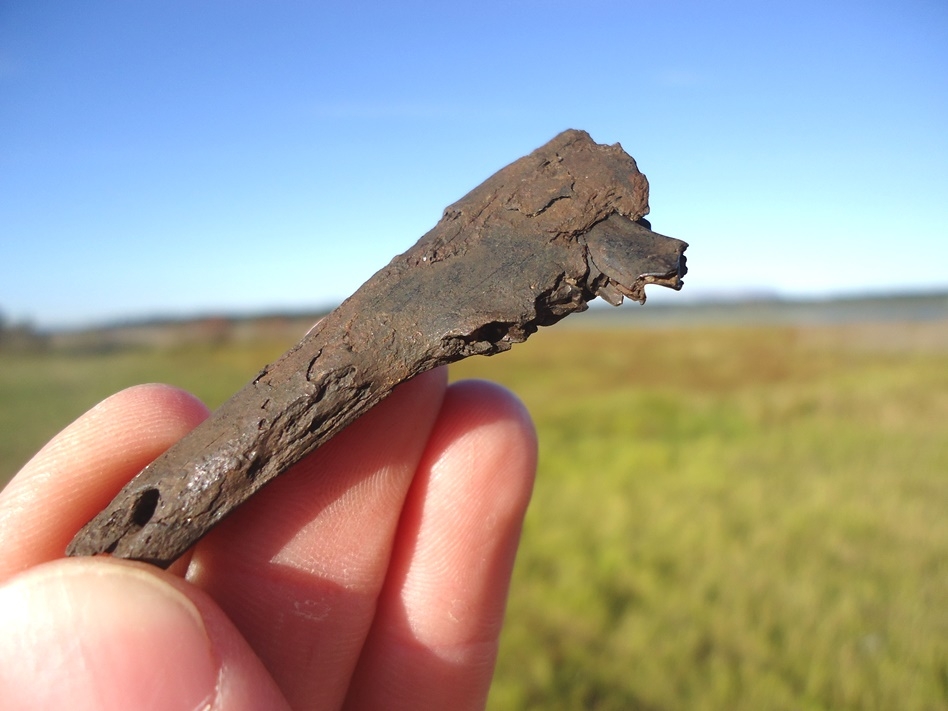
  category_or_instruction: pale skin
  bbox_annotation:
[0,368,537,710]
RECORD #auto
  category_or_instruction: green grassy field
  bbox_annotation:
[2,321,947,710]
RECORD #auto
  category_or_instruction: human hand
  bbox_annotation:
[0,368,536,710]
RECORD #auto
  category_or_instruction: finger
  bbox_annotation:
[0,557,289,711]
[0,384,208,580]
[344,380,537,711]
[186,368,448,710]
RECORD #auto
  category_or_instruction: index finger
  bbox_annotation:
[0,384,209,581]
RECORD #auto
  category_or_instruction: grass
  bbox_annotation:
[2,321,947,709]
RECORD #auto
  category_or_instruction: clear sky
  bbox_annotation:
[2,0,946,329]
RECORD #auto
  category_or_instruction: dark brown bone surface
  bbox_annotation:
[67,129,688,567]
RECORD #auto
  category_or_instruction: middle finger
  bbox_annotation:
[185,368,448,710]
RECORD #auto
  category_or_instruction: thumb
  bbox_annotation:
[0,558,288,711]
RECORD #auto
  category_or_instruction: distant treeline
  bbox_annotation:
[3,291,946,352]
[3,311,332,354]
[583,290,948,327]
[0,316,48,351]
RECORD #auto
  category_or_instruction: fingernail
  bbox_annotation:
[0,559,219,711]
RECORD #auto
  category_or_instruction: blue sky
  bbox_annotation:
[2,0,946,329]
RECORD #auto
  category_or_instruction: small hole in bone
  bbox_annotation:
[132,489,160,528]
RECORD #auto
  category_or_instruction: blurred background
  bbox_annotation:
[3,0,946,328]
[2,2,946,709]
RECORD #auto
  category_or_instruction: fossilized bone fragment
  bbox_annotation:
[67,129,688,567]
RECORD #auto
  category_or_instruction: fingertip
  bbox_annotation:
[107,382,210,419]
[344,378,538,710]
[0,558,288,711]
[417,376,538,589]
[432,379,539,519]
[11,382,209,489]
[83,383,210,440]
[0,384,210,579]
[443,378,538,465]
